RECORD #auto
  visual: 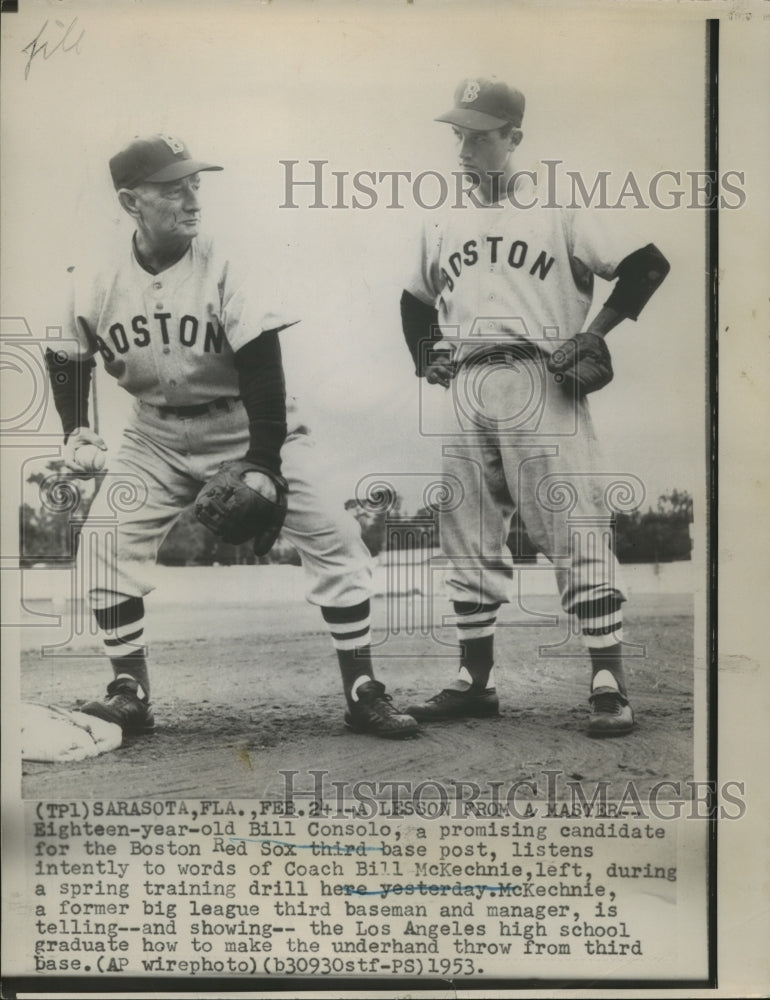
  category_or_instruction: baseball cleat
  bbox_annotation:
[587,686,634,737]
[80,679,155,735]
[344,680,419,739]
[406,684,500,721]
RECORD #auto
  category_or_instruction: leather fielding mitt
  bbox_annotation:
[546,332,614,395]
[195,459,288,556]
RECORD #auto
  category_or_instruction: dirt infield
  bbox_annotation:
[20,591,694,803]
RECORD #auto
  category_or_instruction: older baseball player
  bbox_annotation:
[401,79,670,735]
[46,132,419,740]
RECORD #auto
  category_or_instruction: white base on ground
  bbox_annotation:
[21,703,122,763]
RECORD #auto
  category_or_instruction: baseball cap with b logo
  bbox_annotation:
[435,78,526,131]
[109,133,223,189]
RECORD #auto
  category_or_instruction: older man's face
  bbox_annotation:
[133,173,202,247]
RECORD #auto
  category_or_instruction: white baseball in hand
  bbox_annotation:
[243,470,277,502]
[74,444,106,472]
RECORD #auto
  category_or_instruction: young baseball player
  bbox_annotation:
[46,132,419,740]
[401,79,670,735]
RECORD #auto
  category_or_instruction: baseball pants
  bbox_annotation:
[83,399,372,611]
[439,353,627,614]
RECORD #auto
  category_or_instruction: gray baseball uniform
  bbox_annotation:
[68,232,371,612]
[400,79,669,734]
[46,132,418,740]
[405,176,638,627]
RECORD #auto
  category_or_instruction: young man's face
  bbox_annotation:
[452,125,518,192]
[133,173,202,246]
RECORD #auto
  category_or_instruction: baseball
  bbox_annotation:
[74,444,106,472]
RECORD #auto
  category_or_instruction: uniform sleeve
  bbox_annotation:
[564,208,647,282]
[403,219,444,306]
[220,254,300,354]
[64,265,97,359]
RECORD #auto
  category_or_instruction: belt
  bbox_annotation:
[147,396,241,419]
[461,341,546,367]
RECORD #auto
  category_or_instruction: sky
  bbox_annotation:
[2,0,710,515]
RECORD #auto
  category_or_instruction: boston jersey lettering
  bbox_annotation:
[440,235,556,292]
[90,313,226,364]
[68,233,295,407]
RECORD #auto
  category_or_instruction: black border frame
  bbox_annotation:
[706,13,720,993]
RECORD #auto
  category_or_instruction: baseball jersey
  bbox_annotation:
[66,233,297,407]
[406,177,642,358]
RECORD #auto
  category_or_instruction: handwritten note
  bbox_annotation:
[22,17,84,80]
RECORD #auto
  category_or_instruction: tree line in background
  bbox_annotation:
[19,461,693,568]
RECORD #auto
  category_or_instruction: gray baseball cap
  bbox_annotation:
[436,78,526,131]
[109,133,223,189]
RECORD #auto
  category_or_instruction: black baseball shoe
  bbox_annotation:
[80,679,155,735]
[587,686,634,737]
[344,680,419,739]
[406,683,500,721]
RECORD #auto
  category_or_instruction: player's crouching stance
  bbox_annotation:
[46,133,418,741]
[401,80,670,736]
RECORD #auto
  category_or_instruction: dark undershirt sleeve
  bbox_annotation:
[400,289,444,375]
[234,330,287,475]
[603,243,671,321]
[44,348,94,439]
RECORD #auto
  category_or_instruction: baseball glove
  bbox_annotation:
[546,332,614,395]
[195,460,289,556]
